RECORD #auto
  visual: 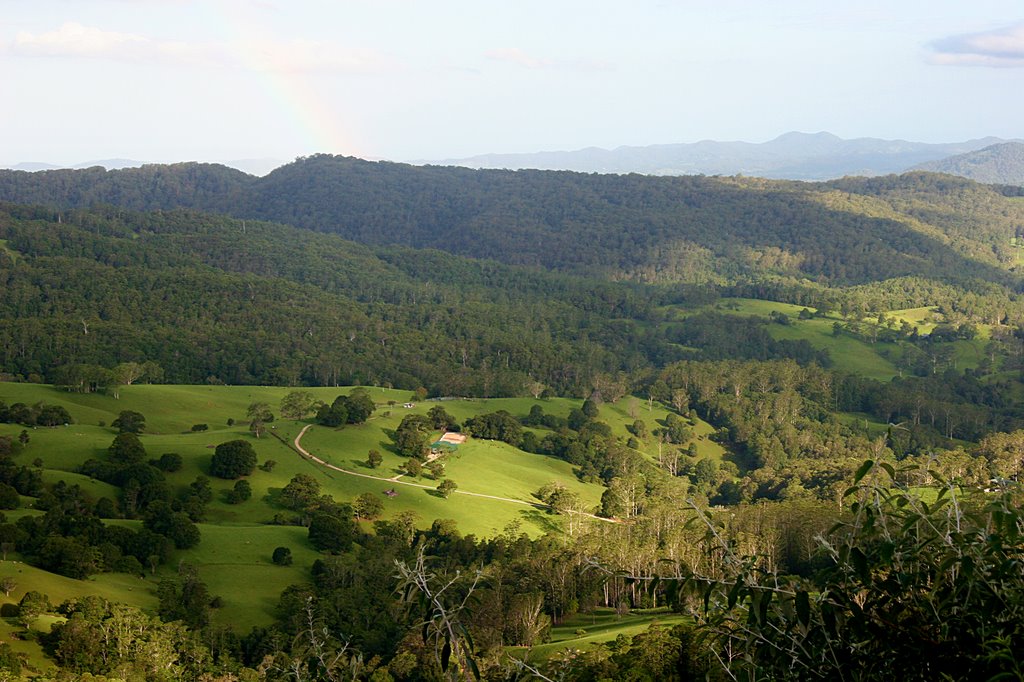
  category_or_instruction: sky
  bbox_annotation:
[2,0,1023,165]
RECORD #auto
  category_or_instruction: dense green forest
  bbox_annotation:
[3,158,1024,288]
[2,160,1024,680]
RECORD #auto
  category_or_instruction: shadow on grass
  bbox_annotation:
[518,508,561,534]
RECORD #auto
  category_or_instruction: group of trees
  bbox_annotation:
[0,398,71,427]
[315,389,375,427]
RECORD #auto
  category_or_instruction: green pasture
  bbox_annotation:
[0,560,156,612]
[163,523,320,629]
[835,412,890,437]
[0,618,53,676]
[673,297,899,380]
[281,417,606,537]
[2,383,694,634]
[712,298,811,317]
[887,306,941,334]
[684,297,1000,382]
[520,607,689,660]
[769,317,899,380]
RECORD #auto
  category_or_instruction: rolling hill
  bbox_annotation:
[3,158,1024,290]
[914,141,1024,186]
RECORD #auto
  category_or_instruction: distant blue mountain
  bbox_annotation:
[431,132,1012,180]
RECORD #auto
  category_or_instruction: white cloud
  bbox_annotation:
[14,22,148,58]
[930,22,1024,67]
[6,22,391,73]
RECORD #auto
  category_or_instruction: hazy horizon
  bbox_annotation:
[2,130,1018,174]
[3,1,1023,165]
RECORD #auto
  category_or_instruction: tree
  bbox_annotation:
[280,390,315,420]
[143,501,201,549]
[0,577,15,597]
[671,389,689,415]
[272,546,293,566]
[678,461,1024,681]
[403,458,423,478]
[567,408,588,431]
[427,405,457,430]
[113,362,145,386]
[280,473,321,510]
[111,410,146,433]
[247,402,274,438]
[394,414,431,458]
[437,479,458,499]
[158,564,211,629]
[367,449,383,468]
[36,404,72,427]
[155,452,183,472]
[18,430,28,447]
[108,432,146,464]
[209,440,257,479]
[249,419,267,439]
[226,479,252,504]
[141,360,164,383]
[581,398,599,419]
[0,484,19,510]
[316,399,348,427]
[308,512,357,553]
[354,492,384,520]
[343,390,376,424]
[18,591,51,627]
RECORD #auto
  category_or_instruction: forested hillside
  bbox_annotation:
[0,203,675,392]
[914,141,1024,185]
[3,158,1024,288]
[4,160,1024,680]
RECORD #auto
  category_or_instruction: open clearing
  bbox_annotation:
[671,297,992,382]
[517,608,689,660]
[0,383,704,631]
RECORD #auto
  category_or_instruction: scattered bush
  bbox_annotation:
[272,546,293,566]
[209,440,257,479]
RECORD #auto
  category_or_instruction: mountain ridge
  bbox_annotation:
[427,131,1011,180]
[2,156,1023,291]
[914,142,1024,186]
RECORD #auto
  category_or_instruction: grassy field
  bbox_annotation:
[706,298,899,380]
[888,306,941,335]
[0,383,707,635]
[517,607,689,660]
[678,298,992,382]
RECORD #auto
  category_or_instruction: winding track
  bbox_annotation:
[291,424,614,522]
[292,423,550,510]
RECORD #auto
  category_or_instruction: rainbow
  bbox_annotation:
[206,3,362,157]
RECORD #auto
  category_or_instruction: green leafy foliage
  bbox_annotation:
[208,440,257,479]
[682,462,1024,680]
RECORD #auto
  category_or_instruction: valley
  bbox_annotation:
[0,162,1023,679]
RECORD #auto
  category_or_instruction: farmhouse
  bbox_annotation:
[430,431,467,454]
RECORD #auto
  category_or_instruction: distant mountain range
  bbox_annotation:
[9,133,1024,184]
[913,142,1024,186]
[2,157,286,176]
[430,132,1017,181]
